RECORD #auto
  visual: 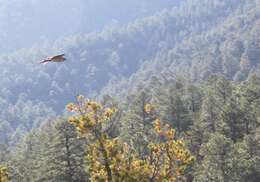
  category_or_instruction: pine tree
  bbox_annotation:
[67,96,194,181]
[8,132,42,181]
[155,84,192,134]
[230,129,260,182]
[39,120,87,182]
[194,134,234,182]
[200,91,220,133]
[186,84,203,113]
[121,90,156,157]
[8,120,87,182]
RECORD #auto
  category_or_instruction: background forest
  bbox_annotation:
[0,0,259,181]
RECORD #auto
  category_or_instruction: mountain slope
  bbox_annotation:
[101,0,260,98]
[0,0,260,144]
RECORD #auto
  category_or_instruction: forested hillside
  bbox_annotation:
[102,0,260,98]
[0,0,259,145]
[0,0,260,181]
[0,0,182,145]
[2,75,260,181]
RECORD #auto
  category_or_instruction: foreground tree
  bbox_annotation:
[0,166,8,182]
[67,96,194,181]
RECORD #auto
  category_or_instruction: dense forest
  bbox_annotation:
[0,0,259,181]
[1,75,259,181]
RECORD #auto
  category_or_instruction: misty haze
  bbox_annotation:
[0,0,259,181]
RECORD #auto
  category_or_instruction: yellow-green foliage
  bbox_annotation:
[0,166,8,182]
[67,95,194,182]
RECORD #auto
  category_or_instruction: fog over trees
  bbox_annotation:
[0,0,259,181]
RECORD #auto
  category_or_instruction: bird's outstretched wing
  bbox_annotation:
[40,54,66,64]
[50,54,66,62]
[50,54,65,60]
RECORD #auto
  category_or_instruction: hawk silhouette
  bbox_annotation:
[40,54,66,64]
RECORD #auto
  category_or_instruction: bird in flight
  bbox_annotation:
[40,54,66,64]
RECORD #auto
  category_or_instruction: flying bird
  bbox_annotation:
[40,54,66,64]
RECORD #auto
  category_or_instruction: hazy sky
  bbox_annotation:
[0,0,180,53]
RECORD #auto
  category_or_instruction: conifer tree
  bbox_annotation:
[121,90,156,157]
[155,84,192,134]
[67,96,194,181]
[194,134,234,182]
[39,120,87,182]
[230,129,260,182]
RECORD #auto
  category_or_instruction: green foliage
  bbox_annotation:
[41,120,87,182]
[68,96,194,181]
[8,120,87,182]
[121,91,156,157]
[0,0,260,181]
[0,0,260,146]
[194,134,234,182]
[155,83,192,133]
[2,75,259,181]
